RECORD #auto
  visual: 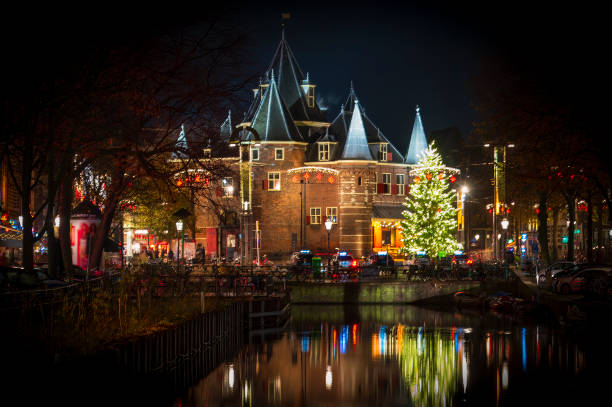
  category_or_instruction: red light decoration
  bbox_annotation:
[195,175,201,182]
[570,174,575,180]
[536,208,540,214]
[488,208,493,213]
[438,172,444,180]
[291,175,299,183]
[328,176,335,184]
[315,172,322,181]
[1,212,8,222]
[426,173,432,181]
[449,175,456,183]
[176,180,183,186]
[557,172,563,178]
[414,176,421,183]
[304,172,310,180]
[506,208,511,214]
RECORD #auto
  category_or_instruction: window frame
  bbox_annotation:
[326,207,338,223]
[310,207,321,224]
[222,177,234,197]
[396,174,405,195]
[382,173,391,194]
[379,143,388,161]
[251,148,259,161]
[318,143,330,161]
[267,172,281,191]
[307,87,315,108]
[275,148,284,160]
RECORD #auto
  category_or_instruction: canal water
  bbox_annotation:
[174,304,610,406]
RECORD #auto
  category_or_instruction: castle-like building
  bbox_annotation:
[194,32,429,260]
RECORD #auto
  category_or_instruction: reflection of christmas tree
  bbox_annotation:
[400,142,459,257]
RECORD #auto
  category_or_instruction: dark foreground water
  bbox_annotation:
[174,305,611,407]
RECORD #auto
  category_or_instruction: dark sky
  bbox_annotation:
[5,2,605,152]
[232,1,606,153]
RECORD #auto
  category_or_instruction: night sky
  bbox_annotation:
[5,2,605,151]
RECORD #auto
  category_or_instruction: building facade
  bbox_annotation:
[194,33,429,260]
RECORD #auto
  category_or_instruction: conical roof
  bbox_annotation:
[340,100,373,160]
[72,198,102,219]
[172,124,188,158]
[250,74,303,142]
[405,105,428,164]
[264,31,325,122]
[220,110,232,142]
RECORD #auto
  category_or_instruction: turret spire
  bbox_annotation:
[340,99,373,160]
[405,105,428,164]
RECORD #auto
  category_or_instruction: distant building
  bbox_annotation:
[192,32,434,260]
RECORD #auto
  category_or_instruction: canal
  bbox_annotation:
[174,304,610,406]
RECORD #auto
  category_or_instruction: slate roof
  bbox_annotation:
[405,105,428,164]
[249,74,303,142]
[340,99,373,160]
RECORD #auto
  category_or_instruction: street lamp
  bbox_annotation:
[176,219,183,268]
[325,218,333,273]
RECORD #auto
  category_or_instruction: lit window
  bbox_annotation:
[275,148,284,160]
[379,143,388,161]
[326,207,337,223]
[318,143,329,161]
[383,173,391,194]
[307,87,315,108]
[396,174,405,195]
[310,207,321,224]
[251,148,259,161]
[222,178,234,197]
[268,172,280,190]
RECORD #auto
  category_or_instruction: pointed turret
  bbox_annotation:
[405,105,428,164]
[340,100,373,160]
[220,110,232,142]
[173,124,188,158]
[250,73,303,142]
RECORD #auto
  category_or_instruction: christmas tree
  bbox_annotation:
[400,142,459,258]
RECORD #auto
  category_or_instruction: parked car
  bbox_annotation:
[333,251,358,270]
[537,261,576,286]
[366,252,394,267]
[451,254,474,269]
[414,254,431,266]
[552,267,612,295]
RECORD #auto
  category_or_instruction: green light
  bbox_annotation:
[574,229,580,234]
[562,236,568,243]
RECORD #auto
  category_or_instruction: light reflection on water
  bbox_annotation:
[176,305,603,406]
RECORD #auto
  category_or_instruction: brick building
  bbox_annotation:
[194,33,429,261]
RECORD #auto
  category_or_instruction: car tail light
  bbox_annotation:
[352,260,357,267]
[467,259,473,265]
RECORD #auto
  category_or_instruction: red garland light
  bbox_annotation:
[315,172,322,181]
[438,172,444,180]
[304,172,310,180]
[195,175,201,182]
[291,175,299,183]
[414,177,421,183]
[328,176,335,184]
[176,180,183,186]
[449,175,456,183]
[536,208,540,214]
[488,208,493,213]
[426,173,432,181]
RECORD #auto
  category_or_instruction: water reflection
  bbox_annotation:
[177,305,600,406]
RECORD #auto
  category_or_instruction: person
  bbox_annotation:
[168,249,174,262]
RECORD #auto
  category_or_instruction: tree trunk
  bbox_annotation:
[566,192,575,262]
[552,206,559,262]
[597,204,603,263]
[58,159,74,276]
[21,138,34,273]
[537,192,550,265]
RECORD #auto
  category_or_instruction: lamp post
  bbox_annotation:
[484,142,514,260]
[461,185,469,251]
[325,218,333,273]
[176,219,183,268]
[501,218,509,278]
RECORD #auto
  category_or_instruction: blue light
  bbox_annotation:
[417,250,426,256]
[454,250,463,255]
[301,336,310,353]
[339,251,347,256]
[378,251,387,255]
[379,326,387,356]
[522,328,527,372]
[300,250,311,254]
[521,233,527,242]
[340,326,348,354]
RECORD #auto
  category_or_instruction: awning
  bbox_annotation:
[0,226,22,248]
[372,205,404,220]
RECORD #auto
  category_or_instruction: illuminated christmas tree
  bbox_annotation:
[400,142,459,258]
